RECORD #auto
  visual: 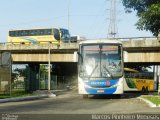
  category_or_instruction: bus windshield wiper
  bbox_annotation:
[88,64,98,80]
[103,65,114,79]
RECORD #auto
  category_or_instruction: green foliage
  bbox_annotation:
[142,96,160,106]
[40,65,48,74]
[122,0,160,36]
[12,67,27,83]
[0,89,32,99]
[14,68,27,76]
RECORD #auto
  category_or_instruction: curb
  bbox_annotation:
[0,95,49,103]
[137,97,159,107]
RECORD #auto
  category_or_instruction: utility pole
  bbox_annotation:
[108,0,118,38]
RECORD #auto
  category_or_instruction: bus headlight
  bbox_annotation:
[110,79,123,88]
[111,83,118,88]
[84,84,91,88]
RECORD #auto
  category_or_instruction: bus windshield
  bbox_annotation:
[60,28,71,42]
[79,44,123,79]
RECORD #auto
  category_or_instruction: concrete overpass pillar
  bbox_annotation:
[26,63,40,92]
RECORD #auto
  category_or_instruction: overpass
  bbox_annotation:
[0,38,160,92]
[0,38,160,63]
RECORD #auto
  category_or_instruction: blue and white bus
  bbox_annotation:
[78,39,124,98]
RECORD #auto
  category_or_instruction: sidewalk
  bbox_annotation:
[0,92,56,103]
[0,89,70,103]
[0,94,49,103]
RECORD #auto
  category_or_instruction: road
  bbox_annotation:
[0,90,159,120]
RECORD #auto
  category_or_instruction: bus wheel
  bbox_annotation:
[142,87,146,93]
[145,87,149,94]
[83,95,88,99]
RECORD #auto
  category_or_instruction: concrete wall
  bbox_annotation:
[12,52,160,63]
[127,52,160,62]
[12,53,74,62]
[122,39,160,47]
[0,67,11,93]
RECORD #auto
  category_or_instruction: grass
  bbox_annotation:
[0,89,32,99]
[142,96,160,106]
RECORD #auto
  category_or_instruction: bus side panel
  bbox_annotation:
[114,77,124,94]
[123,78,138,91]
[8,35,59,44]
[124,78,154,92]
[134,79,154,91]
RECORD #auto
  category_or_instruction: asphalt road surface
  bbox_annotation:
[0,90,159,120]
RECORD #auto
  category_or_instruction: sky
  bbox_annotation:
[0,0,153,43]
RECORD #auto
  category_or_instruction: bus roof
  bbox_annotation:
[9,27,68,31]
[79,39,122,45]
[124,68,139,72]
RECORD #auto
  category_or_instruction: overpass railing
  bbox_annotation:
[122,38,160,47]
[0,42,79,50]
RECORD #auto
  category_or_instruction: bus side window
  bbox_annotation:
[9,31,14,37]
[54,29,60,40]
[125,73,129,78]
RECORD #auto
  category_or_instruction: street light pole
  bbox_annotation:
[47,43,56,97]
[48,43,51,91]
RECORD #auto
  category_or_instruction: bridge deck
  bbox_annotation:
[0,39,160,63]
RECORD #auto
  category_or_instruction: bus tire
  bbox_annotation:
[83,94,88,99]
[142,86,146,93]
[145,87,149,94]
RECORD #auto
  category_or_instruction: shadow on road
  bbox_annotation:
[88,91,157,99]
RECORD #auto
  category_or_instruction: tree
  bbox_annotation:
[122,0,160,36]
[12,68,27,89]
